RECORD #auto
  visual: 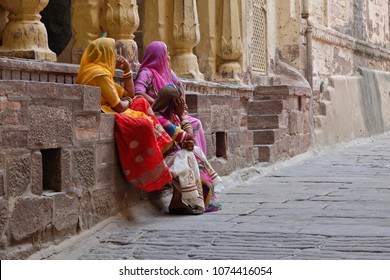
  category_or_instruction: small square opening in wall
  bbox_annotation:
[215,131,227,158]
[41,148,62,192]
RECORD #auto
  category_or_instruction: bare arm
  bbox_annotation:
[116,55,134,98]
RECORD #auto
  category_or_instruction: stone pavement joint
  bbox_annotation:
[29,133,390,260]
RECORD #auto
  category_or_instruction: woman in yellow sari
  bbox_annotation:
[77,37,172,192]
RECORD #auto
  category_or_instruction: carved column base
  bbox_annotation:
[0,21,56,61]
[0,49,56,61]
[216,61,241,82]
[115,39,140,72]
[171,53,204,80]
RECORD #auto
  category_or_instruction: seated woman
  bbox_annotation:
[76,37,172,192]
[152,85,223,215]
[134,41,208,155]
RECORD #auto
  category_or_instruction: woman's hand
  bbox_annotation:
[116,55,131,73]
[173,97,185,119]
[121,96,132,103]
[182,139,194,151]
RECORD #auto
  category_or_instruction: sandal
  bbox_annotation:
[169,207,203,215]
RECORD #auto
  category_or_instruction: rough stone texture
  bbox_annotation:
[82,86,101,112]
[75,114,99,142]
[7,154,31,198]
[99,114,115,140]
[31,151,42,195]
[60,149,72,194]
[0,199,8,246]
[28,105,73,149]
[92,190,117,221]
[78,192,95,231]
[73,148,96,190]
[52,193,79,232]
[10,197,53,241]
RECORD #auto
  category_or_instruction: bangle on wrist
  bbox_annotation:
[123,71,132,79]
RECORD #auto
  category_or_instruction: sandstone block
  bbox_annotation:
[52,193,79,232]
[10,197,53,241]
[28,104,73,149]
[7,154,31,198]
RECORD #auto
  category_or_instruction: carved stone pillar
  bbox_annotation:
[170,0,204,80]
[71,0,101,64]
[0,0,56,61]
[197,0,217,81]
[101,0,140,71]
[216,0,242,82]
[0,5,8,38]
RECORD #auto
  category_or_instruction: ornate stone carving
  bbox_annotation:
[170,0,204,80]
[216,0,242,82]
[101,0,140,71]
[0,0,56,61]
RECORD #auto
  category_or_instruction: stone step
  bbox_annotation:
[255,144,276,162]
[253,85,311,101]
[248,114,282,130]
[253,128,288,145]
[248,100,284,115]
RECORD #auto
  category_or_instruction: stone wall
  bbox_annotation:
[315,68,390,147]
[0,79,149,259]
[0,57,265,259]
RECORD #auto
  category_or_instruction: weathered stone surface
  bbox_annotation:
[96,142,116,165]
[52,193,79,232]
[99,114,115,140]
[61,149,72,194]
[82,86,101,112]
[92,189,117,221]
[0,199,8,246]
[96,164,115,188]
[0,129,28,149]
[7,154,30,198]
[31,151,42,195]
[10,197,53,241]
[75,114,99,142]
[0,81,28,96]
[78,192,94,230]
[73,148,95,190]
[28,104,73,149]
[210,104,233,131]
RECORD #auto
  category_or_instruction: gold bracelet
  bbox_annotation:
[123,71,132,79]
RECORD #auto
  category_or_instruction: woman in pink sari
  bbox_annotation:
[134,41,208,155]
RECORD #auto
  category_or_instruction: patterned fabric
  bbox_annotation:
[134,41,207,155]
[154,86,222,212]
[115,112,172,192]
[77,38,172,192]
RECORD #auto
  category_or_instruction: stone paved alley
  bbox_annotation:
[30,133,390,260]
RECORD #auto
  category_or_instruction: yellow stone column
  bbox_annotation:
[71,0,101,64]
[143,0,170,45]
[101,0,140,71]
[216,0,242,82]
[197,0,217,81]
[0,5,8,39]
[0,0,56,61]
[170,0,204,80]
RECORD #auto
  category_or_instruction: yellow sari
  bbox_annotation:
[76,38,172,192]
[76,37,145,118]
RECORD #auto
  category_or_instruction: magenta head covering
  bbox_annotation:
[139,41,173,91]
